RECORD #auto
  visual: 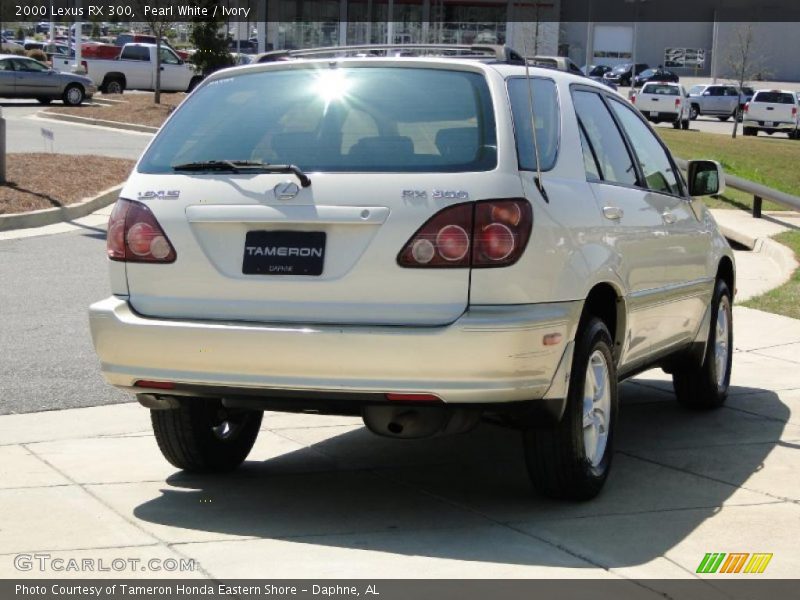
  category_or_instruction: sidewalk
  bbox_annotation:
[1,212,799,583]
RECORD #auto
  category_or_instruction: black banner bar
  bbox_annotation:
[3,580,800,600]
[3,0,800,23]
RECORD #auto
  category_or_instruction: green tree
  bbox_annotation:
[135,0,177,104]
[190,0,233,76]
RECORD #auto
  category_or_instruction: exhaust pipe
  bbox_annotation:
[362,405,481,439]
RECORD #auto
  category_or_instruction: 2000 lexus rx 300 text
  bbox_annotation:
[89,47,735,500]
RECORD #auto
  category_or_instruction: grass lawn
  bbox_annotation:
[46,93,186,128]
[659,129,800,320]
[658,129,800,209]
[742,230,800,320]
[0,153,135,214]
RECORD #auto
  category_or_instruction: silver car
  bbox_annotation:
[90,47,735,501]
[0,54,96,105]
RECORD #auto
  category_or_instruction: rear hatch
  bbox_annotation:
[635,83,682,114]
[123,62,519,326]
[747,91,798,124]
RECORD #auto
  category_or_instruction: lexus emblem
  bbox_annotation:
[273,181,300,200]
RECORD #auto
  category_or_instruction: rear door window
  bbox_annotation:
[507,78,560,171]
[139,67,498,173]
[572,90,637,186]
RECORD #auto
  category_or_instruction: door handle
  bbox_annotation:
[662,211,677,224]
[602,206,624,220]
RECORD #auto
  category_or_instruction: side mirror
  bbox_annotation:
[687,160,725,197]
[703,91,711,96]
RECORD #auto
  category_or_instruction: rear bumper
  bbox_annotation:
[645,111,681,121]
[89,296,581,405]
[743,118,797,131]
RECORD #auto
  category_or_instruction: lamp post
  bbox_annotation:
[0,107,6,185]
[625,0,647,86]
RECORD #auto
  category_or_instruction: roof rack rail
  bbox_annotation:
[256,44,525,65]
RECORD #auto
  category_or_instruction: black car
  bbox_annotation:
[589,76,618,91]
[603,63,648,86]
[584,64,612,78]
[633,67,679,87]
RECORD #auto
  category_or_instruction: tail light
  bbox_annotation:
[743,102,749,114]
[80,60,87,72]
[793,107,798,118]
[397,199,532,269]
[107,199,176,263]
[675,98,681,108]
[631,95,636,104]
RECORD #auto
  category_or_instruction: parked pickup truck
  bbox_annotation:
[632,82,690,129]
[79,43,202,94]
[687,84,753,121]
[742,90,800,138]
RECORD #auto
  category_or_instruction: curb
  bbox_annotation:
[717,223,757,250]
[759,237,800,277]
[91,96,128,106]
[41,111,158,133]
[0,185,122,232]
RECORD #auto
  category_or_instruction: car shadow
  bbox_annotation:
[0,101,45,108]
[132,378,788,569]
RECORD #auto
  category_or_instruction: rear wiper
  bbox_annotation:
[171,161,311,187]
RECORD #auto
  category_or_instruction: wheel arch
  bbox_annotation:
[717,255,735,299]
[101,72,126,87]
[580,281,627,364]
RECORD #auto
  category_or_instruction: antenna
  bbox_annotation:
[522,34,549,203]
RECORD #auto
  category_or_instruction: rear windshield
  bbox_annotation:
[642,84,679,96]
[138,67,497,174]
[753,92,795,104]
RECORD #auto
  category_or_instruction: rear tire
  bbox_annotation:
[151,398,262,472]
[681,118,690,130]
[672,280,732,410]
[743,127,756,136]
[672,119,681,129]
[690,104,699,120]
[103,78,124,94]
[523,317,618,500]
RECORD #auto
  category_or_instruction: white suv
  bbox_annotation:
[89,45,735,500]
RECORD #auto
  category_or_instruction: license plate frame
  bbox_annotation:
[242,230,326,276]
[765,121,775,128]
[649,111,659,118]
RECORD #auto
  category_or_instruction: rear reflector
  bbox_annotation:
[385,393,442,402]
[134,380,176,390]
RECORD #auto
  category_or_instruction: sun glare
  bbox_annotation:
[313,69,352,109]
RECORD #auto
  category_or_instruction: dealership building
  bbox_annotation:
[246,0,799,81]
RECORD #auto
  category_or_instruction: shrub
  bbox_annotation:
[27,49,48,63]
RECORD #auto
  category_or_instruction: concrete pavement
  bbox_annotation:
[1,316,799,581]
[1,100,151,159]
[1,210,799,581]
